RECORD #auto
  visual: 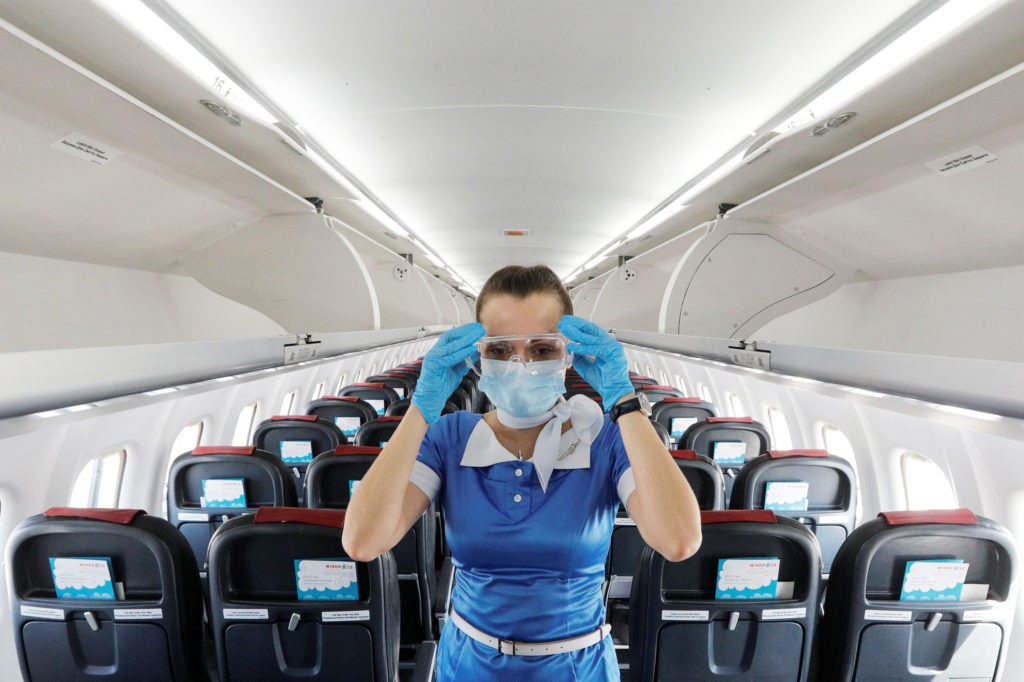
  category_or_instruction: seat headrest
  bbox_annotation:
[660,397,703,404]
[377,416,403,423]
[352,383,386,389]
[333,445,383,456]
[192,446,255,456]
[701,509,777,524]
[272,414,319,422]
[707,417,754,424]
[878,508,978,526]
[44,507,145,525]
[669,449,699,460]
[320,396,361,403]
[768,449,829,459]
[253,507,346,528]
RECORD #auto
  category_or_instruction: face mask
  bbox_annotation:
[478,359,566,418]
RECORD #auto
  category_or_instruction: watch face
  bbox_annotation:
[637,392,652,415]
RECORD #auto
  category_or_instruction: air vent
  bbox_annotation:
[742,131,778,164]
[502,229,531,237]
[200,99,242,127]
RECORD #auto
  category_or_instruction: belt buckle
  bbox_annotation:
[497,638,517,655]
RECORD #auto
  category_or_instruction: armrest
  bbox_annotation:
[408,640,437,682]
[433,557,455,635]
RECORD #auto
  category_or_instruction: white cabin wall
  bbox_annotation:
[750,264,1024,362]
[0,251,286,351]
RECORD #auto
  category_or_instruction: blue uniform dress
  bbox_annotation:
[410,397,634,681]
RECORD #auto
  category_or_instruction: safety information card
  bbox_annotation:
[716,557,780,600]
[50,557,117,600]
[295,559,359,601]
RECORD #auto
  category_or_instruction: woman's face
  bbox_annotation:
[478,292,564,338]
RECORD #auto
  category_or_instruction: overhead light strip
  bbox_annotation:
[567,0,1002,286]
[774,0,1002,133]
[94,0,275,124]
[96,0,474,291]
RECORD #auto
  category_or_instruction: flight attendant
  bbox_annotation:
[343,264,702,680]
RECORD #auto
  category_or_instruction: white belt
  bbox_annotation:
[449,608,611,656]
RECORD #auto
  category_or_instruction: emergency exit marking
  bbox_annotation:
[50,132,122,165]
[926,145,998,177]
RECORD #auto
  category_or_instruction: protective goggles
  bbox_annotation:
[466,333,572,375]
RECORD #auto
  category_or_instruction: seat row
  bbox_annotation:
[5,505,432,681]
[9,504,1016,681]
[627,507,1018,681]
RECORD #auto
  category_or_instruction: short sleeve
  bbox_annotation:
[606,421,635,506]
[410,420,446,502]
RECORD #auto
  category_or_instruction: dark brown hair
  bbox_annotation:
[475,265,573,321]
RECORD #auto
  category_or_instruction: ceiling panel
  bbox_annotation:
[160,0,926,287]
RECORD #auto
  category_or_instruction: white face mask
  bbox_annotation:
[477,359,566,418]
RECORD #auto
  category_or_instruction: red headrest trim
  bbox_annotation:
[878,508,978,526]
[707,417,754,424]
[378,416,403,423]
[334,445,383,456]
[352,383,386,389]
[701,510,777,525]
[254,507,346,528]
[192,446,255,456]
[669,449,699,460]
[320,396,361,403]
[640,385,678,392]
[44,508,145,525]
[768,449,829,459]
[272,415,319,422]
[661,397,703,404]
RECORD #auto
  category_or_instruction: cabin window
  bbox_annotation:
[232,401,260,446]
[646,365,655,380]
[821,423,862,524]
[336,373,349,394]
[170,420,204,458]
[765,407,793,451]
[658,369,669,387]
[163,421,205,516]
[312,382,326,400]
[69,449,126,508]
[696,382,713,404]
[280,390,297,415]
[674,375,687,395]
[901,450,958,510]
[726,392,745,418]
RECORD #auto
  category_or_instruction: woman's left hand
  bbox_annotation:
[558,315,634,409]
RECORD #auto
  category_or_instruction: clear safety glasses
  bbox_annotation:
[466,333,572,376]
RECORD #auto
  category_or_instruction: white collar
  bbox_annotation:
[460,395,604,491]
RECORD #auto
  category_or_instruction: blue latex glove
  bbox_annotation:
[558,315,634,411]
[411,322,484,423]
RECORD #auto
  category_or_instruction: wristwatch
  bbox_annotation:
[609,393,652,422]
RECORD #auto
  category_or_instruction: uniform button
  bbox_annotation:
[513,494,523,503]
[514,468,523,477]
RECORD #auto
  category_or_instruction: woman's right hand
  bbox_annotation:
[410,322,484,423]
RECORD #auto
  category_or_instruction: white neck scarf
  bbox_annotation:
[495,395,604,492]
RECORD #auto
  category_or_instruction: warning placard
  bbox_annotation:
[926,145,997,177]
[50,133,122,165]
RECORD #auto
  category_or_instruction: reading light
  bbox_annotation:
[774,0,1002,133]
[94,0,275,125]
